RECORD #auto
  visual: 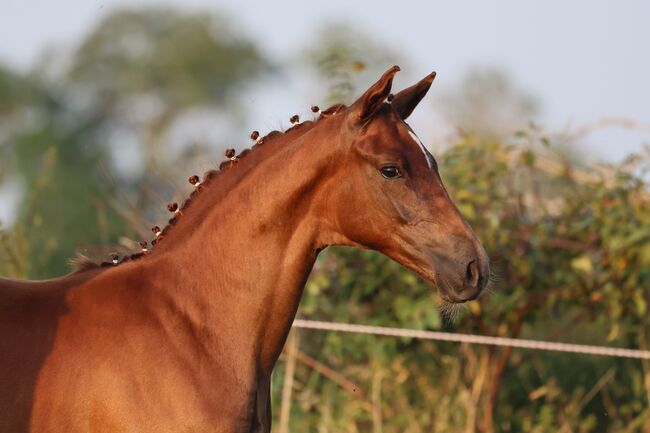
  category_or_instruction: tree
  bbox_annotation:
[277,133,650,433]
[303,22,405,105]
[0,7,269,278]
[439,67,539,138]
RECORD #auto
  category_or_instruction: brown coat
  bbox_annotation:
[0,67,488,432]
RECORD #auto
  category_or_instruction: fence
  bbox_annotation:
[293,319,650,360]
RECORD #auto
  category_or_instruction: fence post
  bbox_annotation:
[279,330,298,433]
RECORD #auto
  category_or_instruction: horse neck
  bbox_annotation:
[142,117,345,374]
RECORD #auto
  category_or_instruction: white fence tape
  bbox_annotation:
[293,319,650,360]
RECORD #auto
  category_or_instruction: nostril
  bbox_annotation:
[466,260,480,288]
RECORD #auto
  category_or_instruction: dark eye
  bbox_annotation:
[380,166,401,179]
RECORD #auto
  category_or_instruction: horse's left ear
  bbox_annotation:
[349,65,400,124]
[391,71,436,120]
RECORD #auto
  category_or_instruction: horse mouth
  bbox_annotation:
[409,264,478,304]
[409,264,456,302]
[439,291,476,304]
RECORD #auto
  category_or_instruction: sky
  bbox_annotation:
[1,0,649,162]
[0,0,650,177]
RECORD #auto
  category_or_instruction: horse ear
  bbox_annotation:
[391,71,436,120]
[349,65,400,124]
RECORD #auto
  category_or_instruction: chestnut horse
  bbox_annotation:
[0,66,488,432]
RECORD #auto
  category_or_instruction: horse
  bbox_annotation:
[0,66,489,432]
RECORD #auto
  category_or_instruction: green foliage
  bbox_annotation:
[440,67,540,138]
[1,7,649,432]
[6,116,124,278]
[68,8,267,109]
[277,136,650,432]
[0,7,268,278]
[304,23,404,104]
[0,65,42,115]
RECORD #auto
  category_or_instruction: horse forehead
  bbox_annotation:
[366,114,435,170]
[397,123,434,170]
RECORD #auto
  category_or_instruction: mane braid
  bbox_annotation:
[72,104,348,273]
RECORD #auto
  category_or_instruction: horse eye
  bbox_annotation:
[380,166,401,179]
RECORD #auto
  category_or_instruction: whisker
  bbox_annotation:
[439,301,467,326]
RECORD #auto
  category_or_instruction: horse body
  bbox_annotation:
[1,277,70,432]
[2,271,230,432]
[1,114,345,432]
[0,67,489,432]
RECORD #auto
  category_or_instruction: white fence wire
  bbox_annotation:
[293,319,650,360]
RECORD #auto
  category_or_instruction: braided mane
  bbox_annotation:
[72,103,348,273]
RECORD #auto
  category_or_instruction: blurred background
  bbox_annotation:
[1,1,649,432]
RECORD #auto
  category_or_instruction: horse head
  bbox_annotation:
[324,66,490,302]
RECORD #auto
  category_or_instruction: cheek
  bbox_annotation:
[388,188,420,223]
[335,168,422,239]
[377,180,421,223]
[332,179,383,246]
